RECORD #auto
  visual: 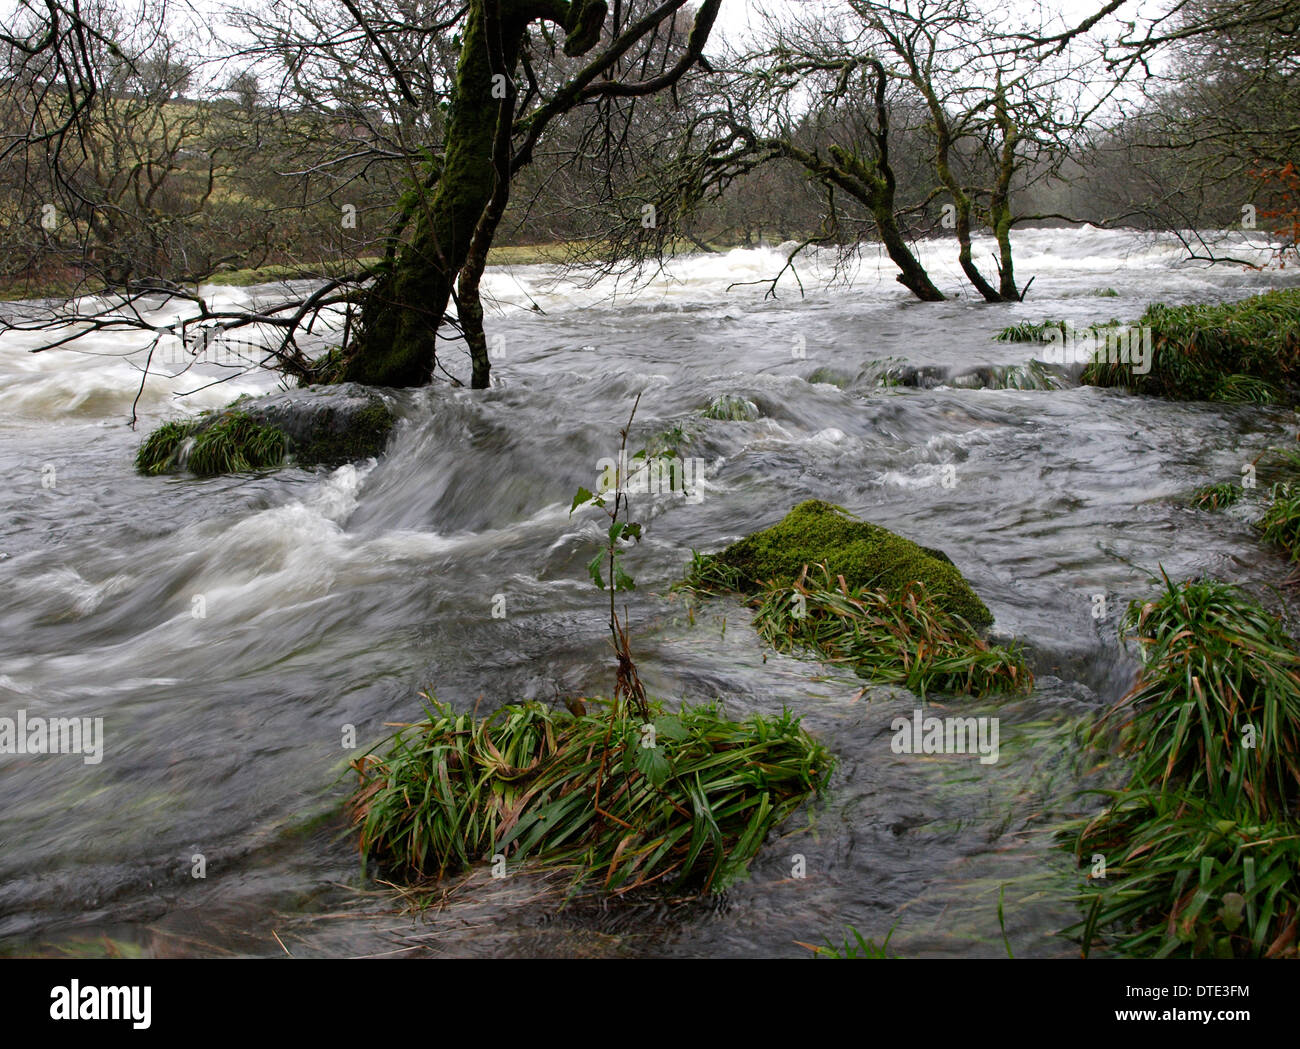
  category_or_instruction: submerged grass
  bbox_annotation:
[135,411,287,476]
[995,319,1068,342]
[1189,482,1247,511]
[752,566,1031,698]
[1080,289,1300,402]
[1064,572,1300,957]
[1098,575,1300,813]
[349,695,832,895]
[702,394,760,421]
[811,924,898,959]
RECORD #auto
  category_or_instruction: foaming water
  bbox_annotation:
[1,229,1297,957]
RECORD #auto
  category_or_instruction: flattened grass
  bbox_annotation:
[752,567,1031,698]
[349,695,832,895]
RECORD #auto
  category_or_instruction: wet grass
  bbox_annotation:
[1260,483,1300,560]
[349,695,832,896]
[1064,572,1300,957]
[135,411,287,476]
[810,924,898,959]
[1080,289,1300,403]
[702,394,760,421]
[1190,482,1247,511]
[751,566,1031,698]
[995,319,1068,342]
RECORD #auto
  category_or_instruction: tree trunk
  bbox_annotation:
[828,144,945,302]
[342,0,530,386]
[922,81,1008,303]
[990,81,1022,301]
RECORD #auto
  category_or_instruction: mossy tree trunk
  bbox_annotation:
[913,75,1010,304]
[989,80,1022,301]
[343,0,606,387]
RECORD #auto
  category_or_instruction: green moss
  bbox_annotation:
[1081,289,1300,402]
[690,500,993,627]
[303,345,349,386]
[292,397,393,467]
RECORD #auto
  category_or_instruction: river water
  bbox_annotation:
[1,227,1296,958]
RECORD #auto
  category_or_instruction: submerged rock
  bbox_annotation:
[136,383,395,476]
[702,499,993,626]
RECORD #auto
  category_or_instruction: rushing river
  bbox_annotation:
[2,227,1297,958]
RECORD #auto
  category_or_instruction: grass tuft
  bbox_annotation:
[1190,482,1246,511]
[813,924,898,958]
[349,695,832,895]
[185,412,288,475]
[1260,483,1300,560]
[1064,571,1300,957]
[1080,289,1300,402]
[134,419,199,475]
[702,394,760,421]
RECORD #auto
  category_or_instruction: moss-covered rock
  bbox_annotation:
[136,384,395,476]
[697,499,993,627]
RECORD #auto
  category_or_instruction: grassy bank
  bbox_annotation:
[1081,288,1300,403]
